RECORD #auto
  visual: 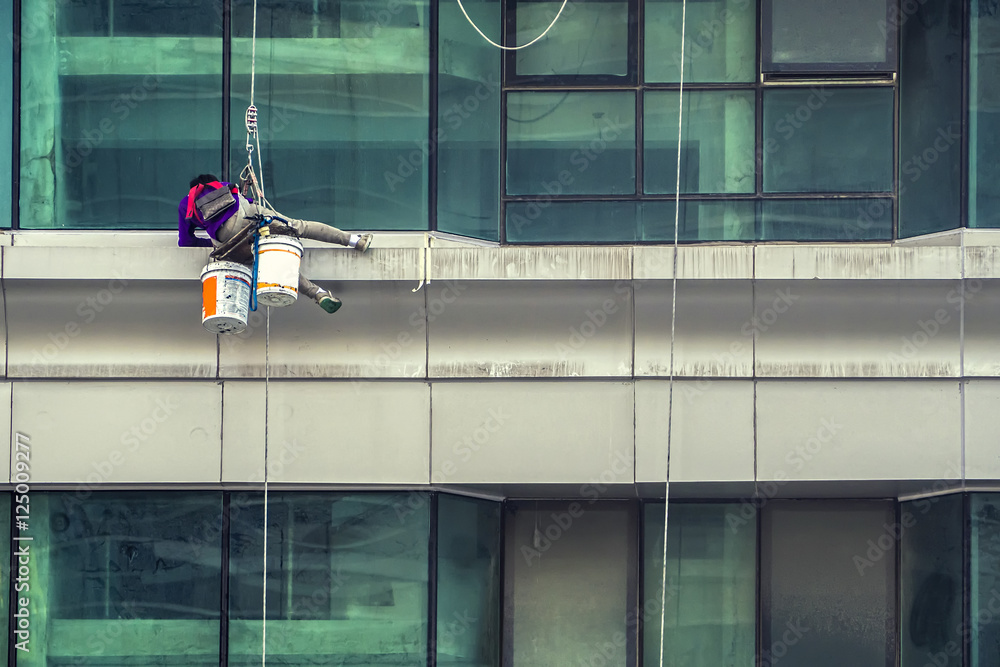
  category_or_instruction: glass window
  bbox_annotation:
[644,0,756,83]
[507,200,638,242]
[228,492,430,665]
[22,492,222,666]
[898,0,963,237]
[971,494,1000,667]
[763,87,893,193]
[504,501,635,666]
[970,1,1000,228]
[643,503,755,667]
[644,90,755,194]
[641,200,755,241]
[763,0,894,72]
[438,0,502,241]
[438,495,501,666]
[900,494,963,667]
[20,0,222,229]
[0,0,10,228]
[513,0,630,78]
[762,501,896,667]
[761,198,892,241]
[506,91,635,195]
[231,0,430,231]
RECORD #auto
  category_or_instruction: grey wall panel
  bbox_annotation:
[0,383,12,483]
[221,381,267,482]
[964,380,1000,480]
[963,280,1000,376]
[428,281,633,378]
[754,245,959,280]
[12,381,222,483]
[757,380,962,482]
[218,281,427,379]
[634,379,754,483]
[431,381,634,484]
[635,280,753,377]
[754,280,962,378]
[6,279,217,378]
[264,381,430,484]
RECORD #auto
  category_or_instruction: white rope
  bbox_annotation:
[659,0,686,665]
[261,308,270,667]
[456,0,569,50]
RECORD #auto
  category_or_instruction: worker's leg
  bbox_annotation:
[254,204,370,250]
[299,275,342,314]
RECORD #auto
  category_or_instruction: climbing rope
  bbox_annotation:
[456,0,569,50]
[658,0,687,665]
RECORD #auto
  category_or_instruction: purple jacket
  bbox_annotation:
[177,182,242,247]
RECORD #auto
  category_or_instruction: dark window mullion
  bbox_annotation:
[222,0,231,181]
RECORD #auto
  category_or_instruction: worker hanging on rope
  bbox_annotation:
[178,174,372,314]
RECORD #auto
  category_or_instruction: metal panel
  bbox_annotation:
[963,380,1000,480]
[635,280,754,377]
[754,280,962,377]
[428,281,633,378]
[6,279,217,378]
[264,381,430,484]
[431,381,634,484]
[12,381,222,483]
[634,379,754,482]
[756,380,962,482]
[221,381,266,483]
[218,281,427,379]
[754,245,960,280]
[963,280,1000,377]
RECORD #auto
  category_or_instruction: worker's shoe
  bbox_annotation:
[353,234,373,253]
[315,291,342,314]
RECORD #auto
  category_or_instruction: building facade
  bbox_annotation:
[0,0,999,665]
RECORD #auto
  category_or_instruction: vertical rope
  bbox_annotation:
[658,0,687,664]
[261,308,270,667]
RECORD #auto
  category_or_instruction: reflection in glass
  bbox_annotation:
[22,492,222,666]
[970,1,1000,228]
[900,494,963,667]
[764,0,892,71]
[504,501,633,666]
[20,0,222,229]
[515,0,629,77]
[972,494,1000,667]
[438,495,501,666]
[645,0,756,83]
[763,87,893,193]
[506,92,635,195]
[438,0,501,240]
[507,200,637,242]
[643,503,755,667]
[228,492,430,665]
[761,198,892,241]
[231,0,430,231]
[645,90,755,194]
[641,200,755,241]
[763,501,896,667]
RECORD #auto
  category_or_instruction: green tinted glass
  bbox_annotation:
[21,492,222,666]
[645,0,756,83]
[971,494,1000,667]
[645,90,755,194]
[641,200,755,241]
[20,0,222,229]
[231,0,430,231]
[228,493,429,665]
[507,200,638,242]
[763,87,894,193]
[438,0,502,241]
[506,91,635,195]
[970,2,1000,228]
[515,0,629,77]
[761,198,892,241]
[643,503,756,667]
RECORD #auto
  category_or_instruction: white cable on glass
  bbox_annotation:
[658,0,687,665]
[456,0,569,50]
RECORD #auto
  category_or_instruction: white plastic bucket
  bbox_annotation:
[255,235,303,307]
[201,261,252,334]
